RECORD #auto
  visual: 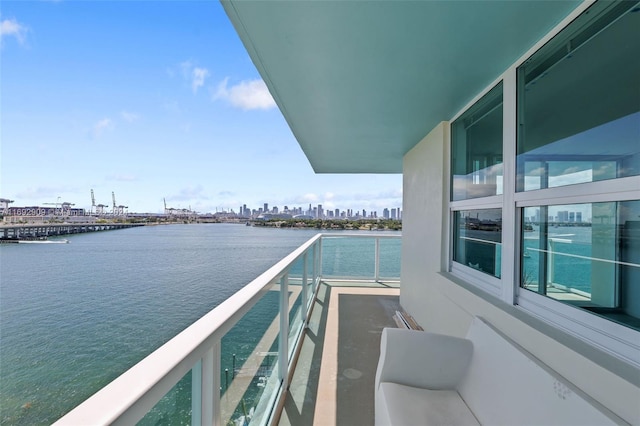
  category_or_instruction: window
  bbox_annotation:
[450,83,504,283]
[515,0,640,334]
[449,0,640,354]
[516,1,640,192]
[451,82,504,201]
[521,201,640,331]
[454,209,502,278]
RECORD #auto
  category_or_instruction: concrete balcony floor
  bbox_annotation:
[277,280,401,426]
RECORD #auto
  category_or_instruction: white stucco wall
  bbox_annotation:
[400,121,640,424]
[400,122,455,328]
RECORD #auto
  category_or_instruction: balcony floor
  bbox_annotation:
[277,280,401,426]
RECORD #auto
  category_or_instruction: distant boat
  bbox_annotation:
[18,239,69,244]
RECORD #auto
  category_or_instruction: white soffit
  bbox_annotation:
[222,0,581,173]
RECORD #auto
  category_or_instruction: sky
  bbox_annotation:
[1,1,402,215]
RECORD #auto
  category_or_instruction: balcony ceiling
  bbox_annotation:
[222,0,580,173]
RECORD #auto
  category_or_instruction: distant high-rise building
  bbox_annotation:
[391,208,397,219]
[576,212,583,223]
[318,204,323,219]
[264,203,269,214]
[335,208,340,217]
[383,208,390,219]
[569,212,575,223]
[558,210,569,223]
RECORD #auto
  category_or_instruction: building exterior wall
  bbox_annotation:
[400,121,640,423]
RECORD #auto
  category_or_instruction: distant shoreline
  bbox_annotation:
[249,218,402,231]
[0,218,402,237]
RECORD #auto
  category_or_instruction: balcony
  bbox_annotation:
[55,233,401,425]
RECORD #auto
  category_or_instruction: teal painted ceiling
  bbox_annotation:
[223,0,581,173]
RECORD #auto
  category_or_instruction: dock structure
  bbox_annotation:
[0,223,143,241]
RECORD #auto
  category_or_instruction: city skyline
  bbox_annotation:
[1,1,402,216]
[238,202,401,220]
[0,196,401,220]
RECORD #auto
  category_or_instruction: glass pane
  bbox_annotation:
[378,238,402,279]
[453,209,502,278]
[451,82,503,201]
[220,283,280,425]
[138,370,191,425]
[521,201,640,331]
[287,261,305,360]
[516,2,640,192]
[321,237,375,279]
[305,249,315,308]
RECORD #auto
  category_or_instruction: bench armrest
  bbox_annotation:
[375,328,473,391]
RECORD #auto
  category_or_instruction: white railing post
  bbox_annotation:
[192,346,215,426]
[192,360,202,426]
[374,237,381,282]
[203,346,215,426]
[212,342,221,426]
[278,275,289,385]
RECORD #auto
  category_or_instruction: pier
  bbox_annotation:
[0,223,144,241]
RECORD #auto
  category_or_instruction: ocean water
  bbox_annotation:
[522,225,593,292]
[0,224,322,425]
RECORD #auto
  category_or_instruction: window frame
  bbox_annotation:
[447,0,640,368]
[448,80,507,296]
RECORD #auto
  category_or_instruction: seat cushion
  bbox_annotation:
[376,382,480,426]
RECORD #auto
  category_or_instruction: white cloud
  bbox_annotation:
[168,185,208,202]
[93,118,113,138]
[178,61,209,93]
[192,67,209,93]
[120,111,139,123]
[106,173,137,182]
[15,186,79,203]
[214,78,276,110]
[1,18,28,45]
[162,100,181,114]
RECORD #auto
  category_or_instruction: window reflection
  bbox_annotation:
[451,83,503,201]
[454,209,502,278]
[521,201,640,330]
[516,1,640,192]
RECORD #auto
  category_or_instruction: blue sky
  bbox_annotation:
[1,1,402,215]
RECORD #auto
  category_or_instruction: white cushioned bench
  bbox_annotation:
[375,317,622,426]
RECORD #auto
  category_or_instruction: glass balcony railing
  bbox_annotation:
[54,233,401,426]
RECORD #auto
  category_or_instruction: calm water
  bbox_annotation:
[522,225,593,292]
[0,224,324,424]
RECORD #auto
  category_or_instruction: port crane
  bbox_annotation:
[163,198,194,219]
[111,192,128,216]
[43,197,75,216]
[90,190,96,215]
[90,189,109,216]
